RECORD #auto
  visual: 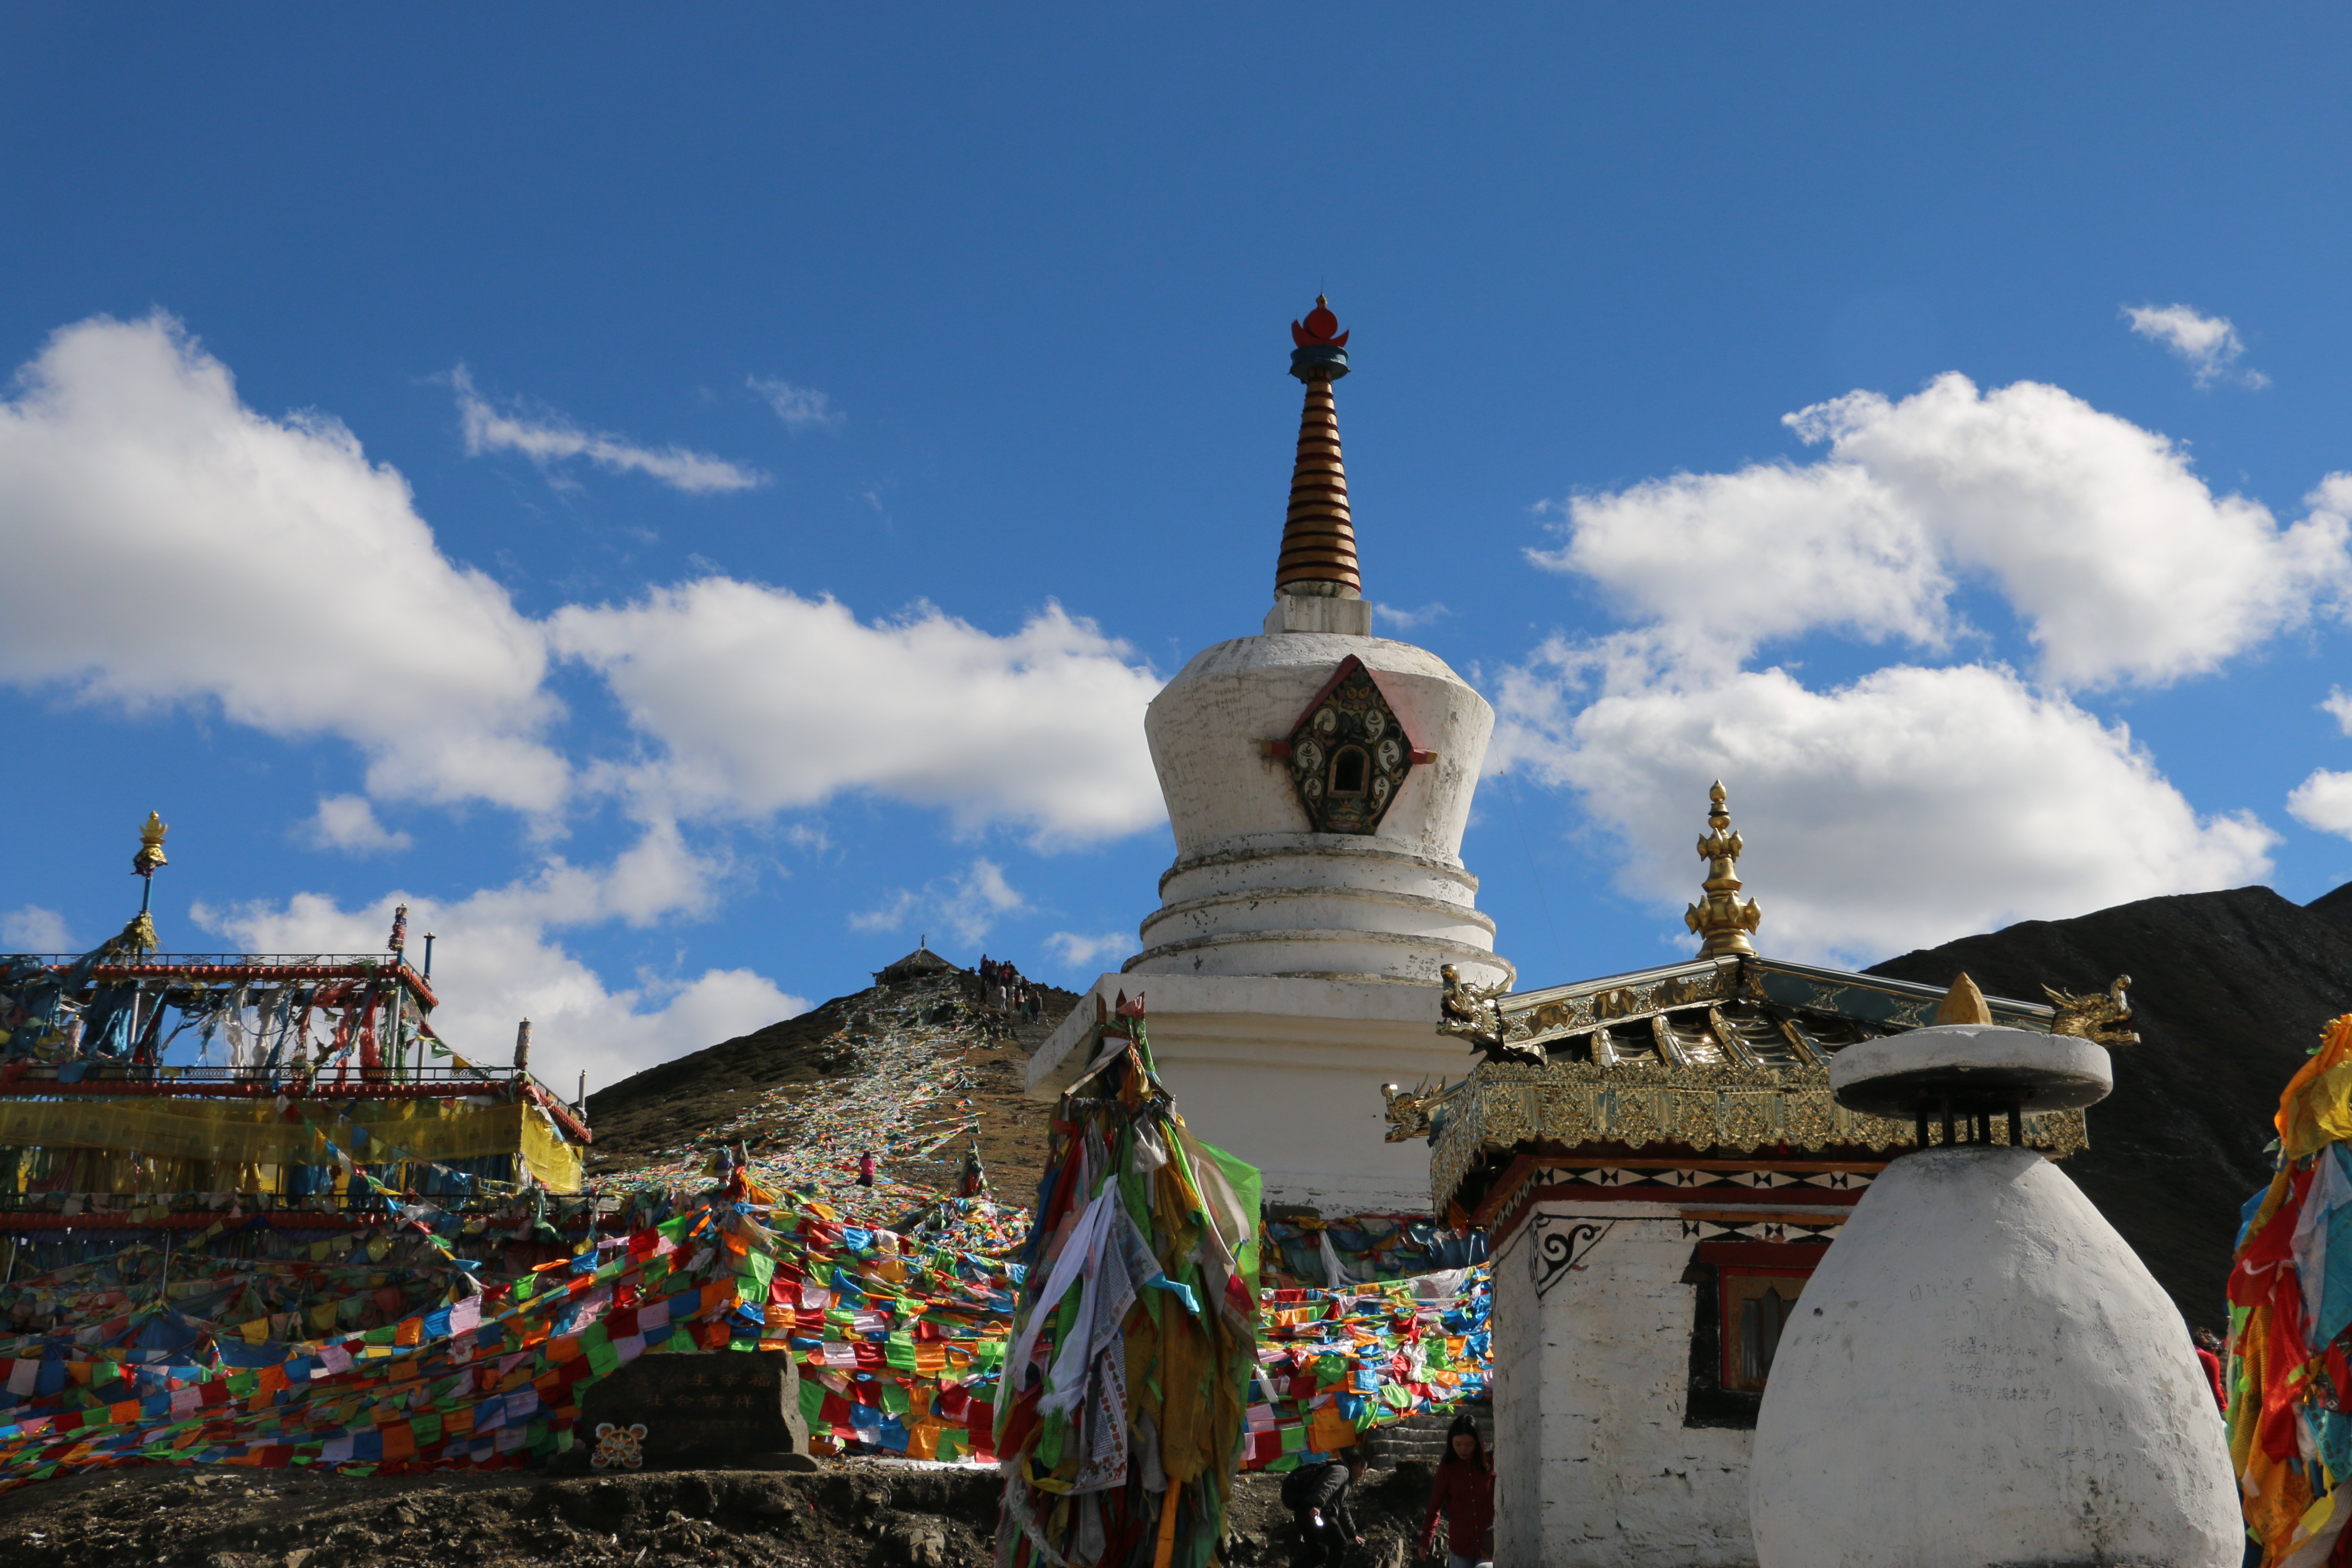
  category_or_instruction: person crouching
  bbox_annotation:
[1282,1449,1369,1566]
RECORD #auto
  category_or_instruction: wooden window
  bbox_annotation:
[1719,1266,1810,1393]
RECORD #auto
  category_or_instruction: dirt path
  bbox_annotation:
[0,1458,1448,1568]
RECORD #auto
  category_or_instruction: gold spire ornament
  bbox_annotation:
[1684,781,1763,958]
[1276,297,1361,599]
[133,812,168,877]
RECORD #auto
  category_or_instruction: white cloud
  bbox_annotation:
[2290,770,2352,839]
[1534,374,2352,688]
[1043,930,1137,972]
[1374,602,1453,633]
[300,793,413,854]
[194,828,804,1099]
[550,581,1166,844]
[0,315,567,812]
[747,376,845,433]
[453,367,764,495]
[850,859,1026,949]
[2125,302,2269,389]
[1496,651,2275,964]
[2322,685,2352,735]
[1,906,73,952]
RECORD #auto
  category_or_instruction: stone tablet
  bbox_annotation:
[578,1349,812,1471]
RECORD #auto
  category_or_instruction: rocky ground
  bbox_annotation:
[0,1458,1446,1568]
[582,977,1071,1210]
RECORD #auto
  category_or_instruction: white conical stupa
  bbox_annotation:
[1748,981,2238,1566]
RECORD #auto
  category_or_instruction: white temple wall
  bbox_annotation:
[1491,1205,1758,1568]
[1023,973,1473,1213]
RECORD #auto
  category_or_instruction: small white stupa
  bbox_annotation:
[1748,976,2238,1566]
[1026,297,1511,1213]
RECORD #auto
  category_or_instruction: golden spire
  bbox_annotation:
[133,811,168,877]
[1276,296,1361,600]
[1684,781,1762,957]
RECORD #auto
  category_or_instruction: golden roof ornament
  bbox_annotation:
[1683,780,1762,958]
[1933,972,1994,1025]
[132,811,168,878]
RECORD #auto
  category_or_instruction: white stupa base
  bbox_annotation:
[1023,971,1472,1213]
[1749,1145,2237,1567]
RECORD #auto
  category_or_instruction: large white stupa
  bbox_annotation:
[1026,298,1510,1214]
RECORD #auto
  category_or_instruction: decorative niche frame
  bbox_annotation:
[1269,655,1431,835]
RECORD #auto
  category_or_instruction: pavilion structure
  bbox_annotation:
[0,817,587,1279]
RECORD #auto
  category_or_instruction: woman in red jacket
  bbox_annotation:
[1419,1414,1494,1568]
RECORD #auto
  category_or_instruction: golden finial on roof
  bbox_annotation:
[1683,780,1762,958]
[132,812,168,878]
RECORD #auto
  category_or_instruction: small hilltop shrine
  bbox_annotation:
[1027,296,1513,1220]
[0,815,587,1283]
[1417,786,2139,1568]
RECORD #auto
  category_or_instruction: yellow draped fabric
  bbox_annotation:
[2278,1016,2352,1159]
[0,1094,581,1191]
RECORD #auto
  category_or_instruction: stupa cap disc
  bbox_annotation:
[1829,1023,2113,1118]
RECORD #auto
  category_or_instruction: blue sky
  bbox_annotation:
[6,9,2352,1092]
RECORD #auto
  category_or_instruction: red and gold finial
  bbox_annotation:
[1291,296,1350,349]
[1277,297,1361,600]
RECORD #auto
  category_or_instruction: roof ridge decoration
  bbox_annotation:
[1276,296,1361,600]
[1684,781,1762,958]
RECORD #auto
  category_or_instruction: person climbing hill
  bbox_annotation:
[1419,1414,1494,1568]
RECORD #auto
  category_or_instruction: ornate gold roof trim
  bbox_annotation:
[1430,1058,2088,1221]
[1415,955,2064,1216]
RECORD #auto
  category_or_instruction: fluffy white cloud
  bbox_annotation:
[1495,651,2275,964]
[1534,374,2352,688]
[2323,684,2352,735]
[550,580,1166,844]
[453,367,764,495]
[0,315,567,812]
[747,376,845,433]
[1,906,73,953]
[850,859,1026,949]
[1531,461,1950,677]
[300,794,413,854]
[2125,302,2269,389]
[2290,771,2352,839]
[1043,930,1137,972]
[195,831,804,1099]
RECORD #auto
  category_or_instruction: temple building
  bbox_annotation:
[1024,298,2127,1562]
[1026,297,1513,1216]
[1422,788,2102,1568]
[0,816,587,1280]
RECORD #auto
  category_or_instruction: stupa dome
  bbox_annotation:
[1123,299,1510,989]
